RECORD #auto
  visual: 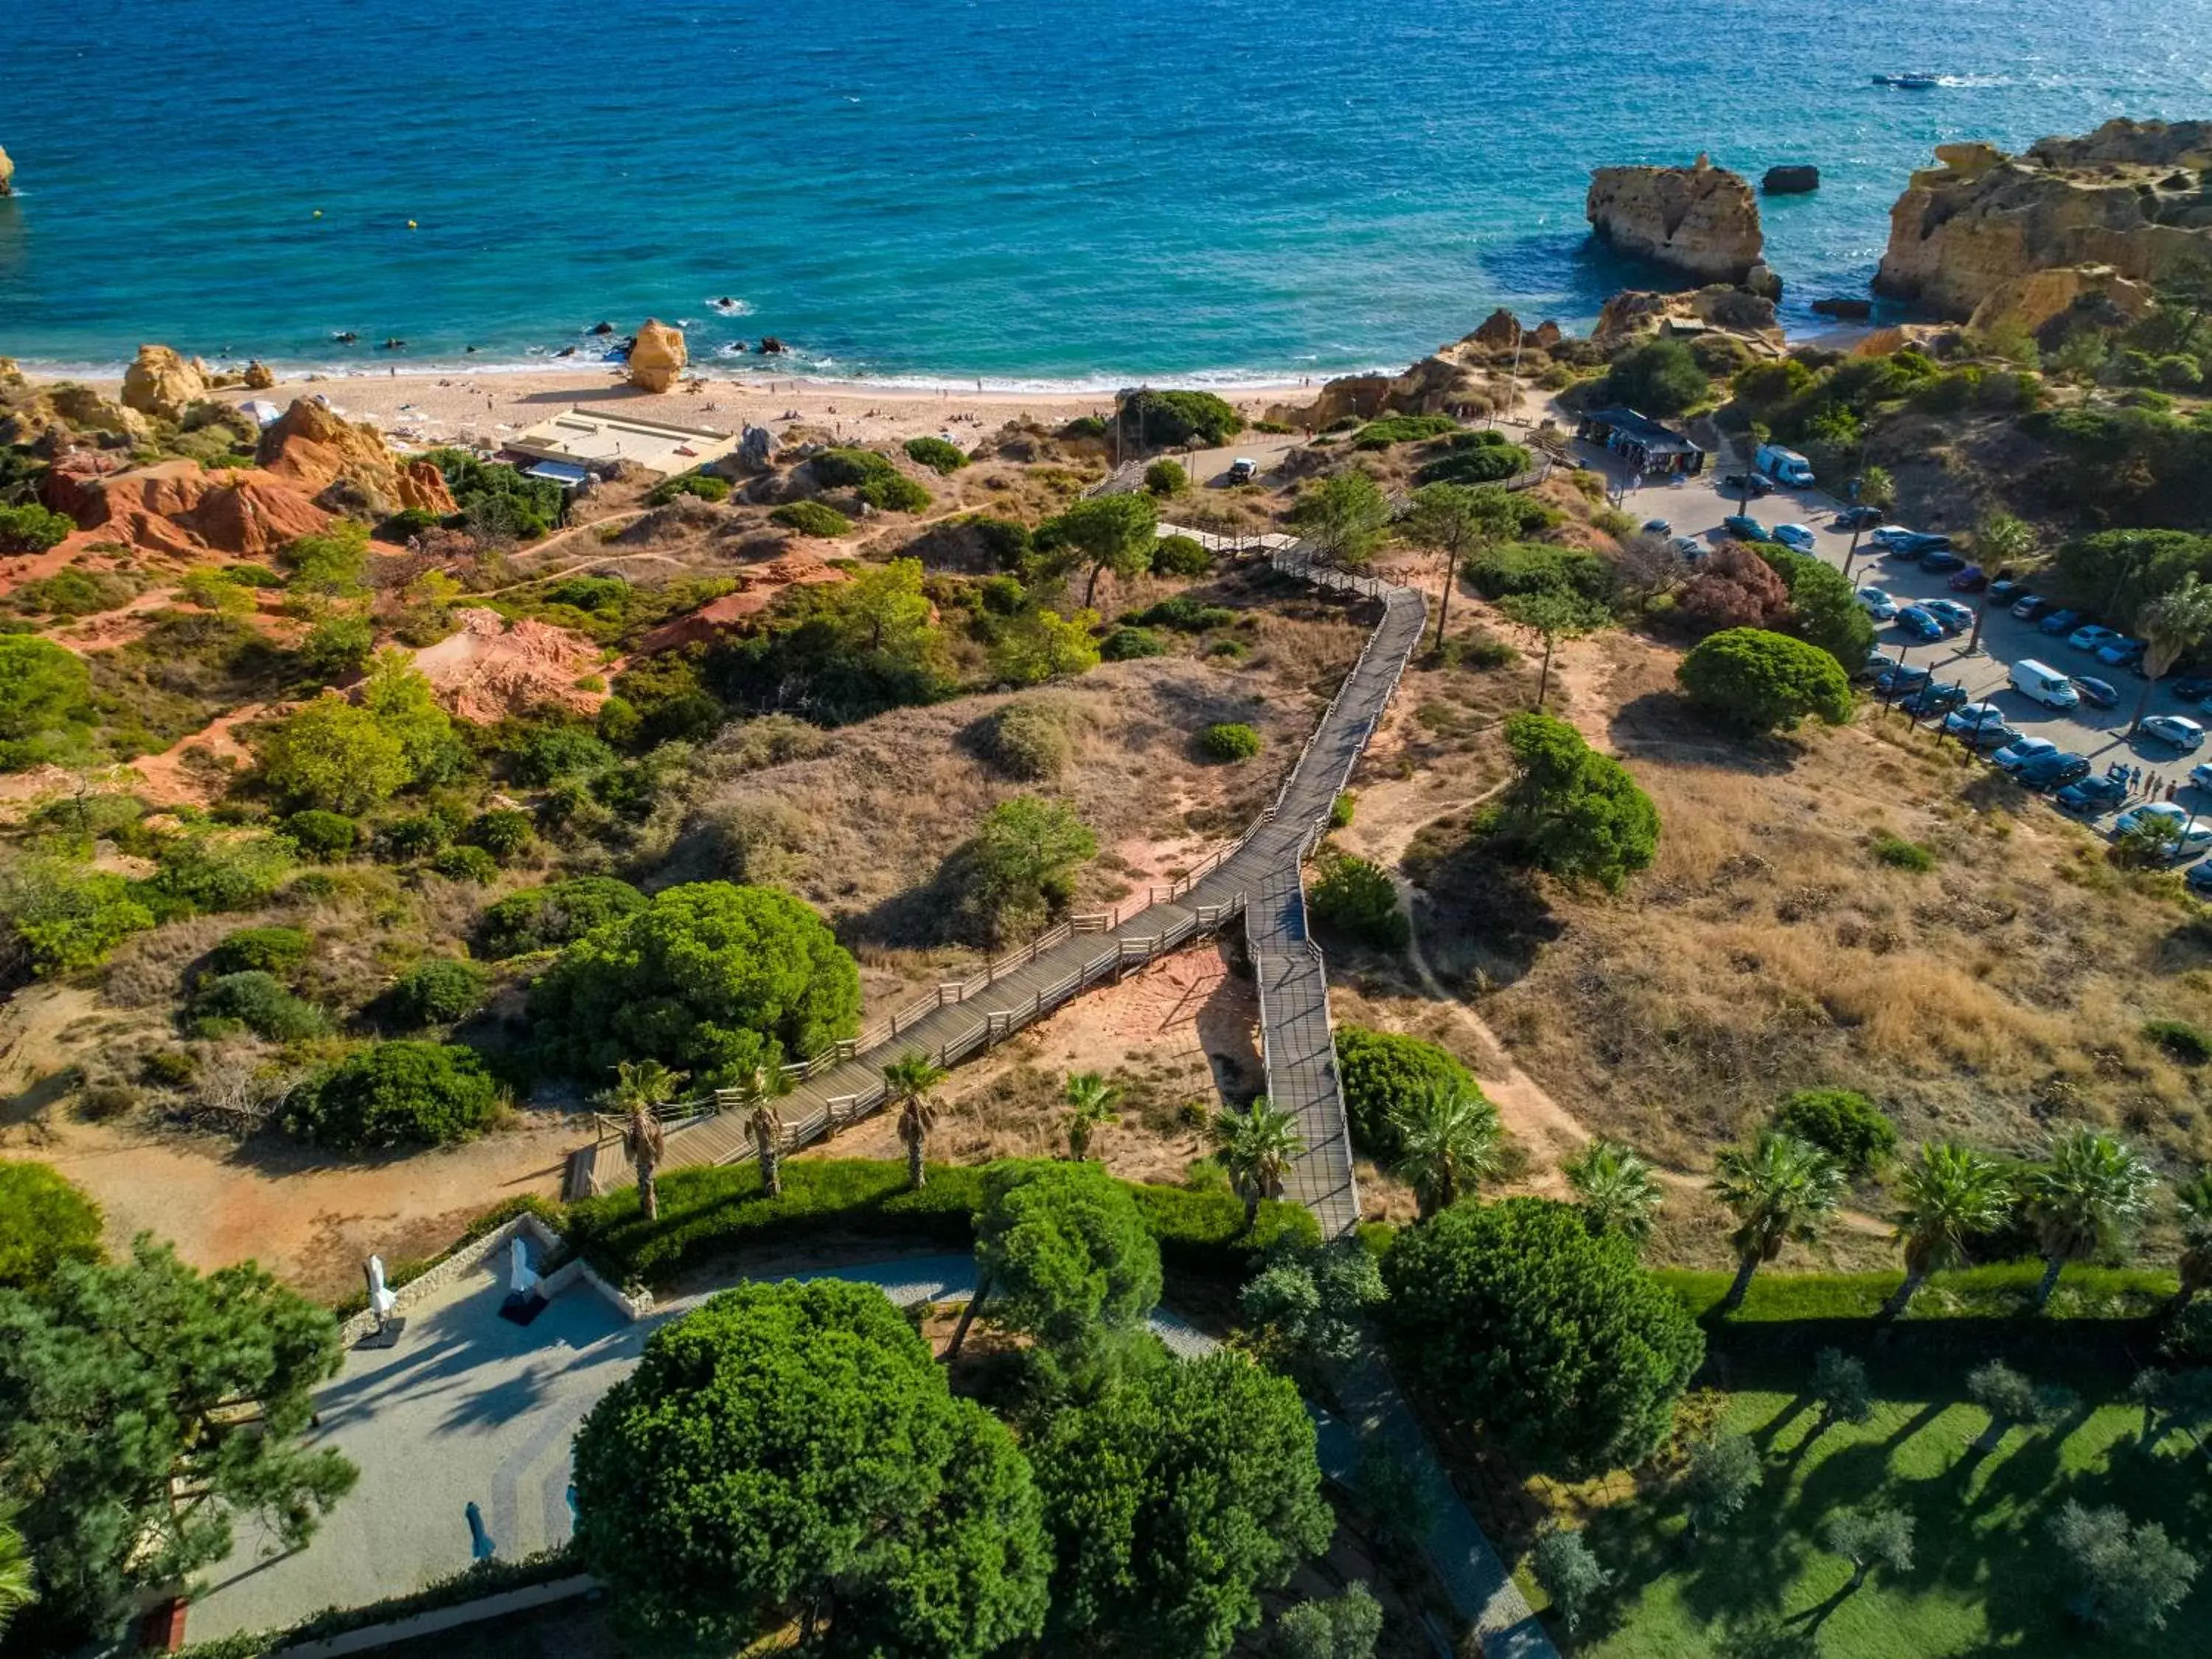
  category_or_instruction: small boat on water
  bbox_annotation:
[1873,73,1942,88]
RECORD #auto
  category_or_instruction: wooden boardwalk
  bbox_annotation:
[566,535,1425,1239]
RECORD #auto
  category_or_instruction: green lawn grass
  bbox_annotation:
[1565,1386,2211,1656]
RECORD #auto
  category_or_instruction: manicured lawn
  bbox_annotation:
[1565,1385,2211,1656]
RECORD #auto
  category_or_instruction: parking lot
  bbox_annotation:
[1607,456,2212,867]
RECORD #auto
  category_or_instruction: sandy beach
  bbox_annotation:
[58,366,1317,453]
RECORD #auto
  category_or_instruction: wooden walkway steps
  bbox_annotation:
[566,532,1427,1239]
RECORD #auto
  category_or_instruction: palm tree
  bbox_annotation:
[1564,1138,1663,1244]
[1388,1082,1503,1220]
[1966,514,2033,654]
[884,1051,950,1190]
[2175,1169,2212,1313]
[1882,1142,2012,1320]
[1711,1131,1846,1312]
[1212,1096,1305,1231]
[0,1501,33,1638]
[610,1058,685,1222]
[2024,1126,2157,1311]
[748,1102,785,1198]
[2129,573,2212,734]
[1062,1071,1120,1161]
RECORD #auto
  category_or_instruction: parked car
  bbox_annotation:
[1875,664,1932,696]
[1667,535,1705,560]
[1722,515,1770,543]
[1869,525,1916,549]
[1987,578,2026,605]
[2188,859,2212,895]
[1773,523,1818,552]
[1899,681,1969,717]
[2067,624,2121,653]
[2070,675,2119,709]
[2172,676,2212,703]
[1641,518,1672,536]
[1923,598,1975,633]
[2038,608,2084,636]
[1993,737,2060,774]
[1894,605,1945,642]
[2097,637,2147,670]
[2190,761,2212,791]
[1919,549,1966,574]
[1949,565,1988,591]
[1857,586,1899,619]
[1834,505,1885,529]
[2056,774,2128,814]
[1944,702,2010,735]
[2115,801,2212,858]
[1721,472,1775,498]
[1959,719,2025,750]
[1883,540,1930,563]
[1874,529,1954,556]
[1227,456,1257,484]
[1860,649,1900,681]
[2017,750,2093,790]
[2140,714,2207,751]
[2011,594,2053,621]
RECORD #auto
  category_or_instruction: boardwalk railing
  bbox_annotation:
[566,520,1427,1237]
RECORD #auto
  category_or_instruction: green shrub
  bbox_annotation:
[2143,1018,2212,1065]
[287,1040,500,1150]
[1307,855,1408,950]
[860,472,931,514]
[430,844,498,884]
[189,970,328,1041]
[1199,721,1262,762]
[378,507,442,542]
[10,566,137,619]
[208,925,311,978]
[1150,533,1209,577]
[377,813,454,860]
[0,1161,104,1293]
[388,958,490,1028]
[1773,1088,1897,1178]
[1101,625,1169,661]
[811,448,900,489]
[1352,414,1458,449]
[1133,595,1236,632]
[148,828,294,914]
[464,809,534,864]
[985,698,1088,782]
[1593,338,1711,418]
[1061,415,1110,440]
[1416,443,1531,486]
[1677,627,1854,733]
[512,724,614,785]
[1467,542,1613,603]
[0,634,98,768]
[0,502,75,554]
[903,436,970,474]
[1335,1028,1475,1158]
[1117,389,1244,448]
[644,472,731,506]
[1329,791,1355,828]
[769,500,854,538]
[1871,832,1936,873]
[0,856,155,974]
[1144,459,1187,496]
[965,515,1034,572]
[477,875,644,957]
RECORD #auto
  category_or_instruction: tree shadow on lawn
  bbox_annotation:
[1605,689,1808,778]
[1397,835,1559,992]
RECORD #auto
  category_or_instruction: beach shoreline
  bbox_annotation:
[40,366,1327,451]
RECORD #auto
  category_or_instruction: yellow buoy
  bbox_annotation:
[406,220,417,229]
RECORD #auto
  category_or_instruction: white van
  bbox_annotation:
[2010,658,2080,710]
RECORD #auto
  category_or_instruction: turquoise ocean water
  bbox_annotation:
[2,0,2209,385]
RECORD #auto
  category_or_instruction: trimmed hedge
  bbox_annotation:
[173,1549,580,1659]
[563,1156,1316,1287]
[1656,1262,2177,1324]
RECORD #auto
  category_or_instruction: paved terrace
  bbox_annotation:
[568,535,1427,1239]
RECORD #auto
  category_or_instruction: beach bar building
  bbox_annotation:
[1575,406,1706,477]
[505,408,739,480]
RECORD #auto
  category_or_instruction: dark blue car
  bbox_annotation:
[2039,608,2083,636]
[2017,750,2092,790]
[2056,774,2128,814]
[1894,605,1944,642]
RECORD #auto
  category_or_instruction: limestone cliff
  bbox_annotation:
[627,320,687,393]
[256,397,458,517]
[1586,156,1765,286]
[0,145,14,198]
[1874,122,2212,320]
[119,344,211,422]
[45,459,330,559]
[1965,264,2154,340]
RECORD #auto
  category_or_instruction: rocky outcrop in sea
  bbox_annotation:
[1586,156,1771,291]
